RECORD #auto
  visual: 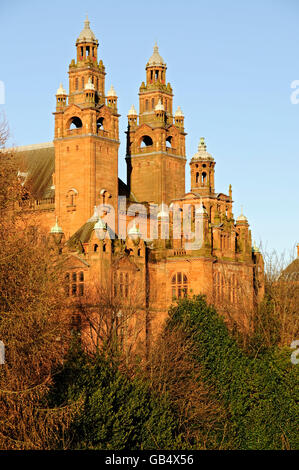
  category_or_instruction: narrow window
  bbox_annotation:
[171,273,188,299]
[79,284,84,296]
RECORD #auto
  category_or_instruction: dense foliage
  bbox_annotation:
[50,345,183,450]
[168,296,299,450]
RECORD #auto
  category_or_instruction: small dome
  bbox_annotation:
[174,106,184,117]
[191,137,213,161]
[94,217,106,231]
[107,85,117,97]
[236,208,248,223]
[155,99,165,112]
[128,104,137,116]
[147,42,166,67]
[77,15,97,44]
[128,220,140,238]
[252,241,260,253]
[56,83,67,96]
[50,217,63,234]
[85,77,95,91]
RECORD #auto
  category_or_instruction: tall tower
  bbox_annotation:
[126,44,186,205]
[190,137,215,195]
[53,17,120,237]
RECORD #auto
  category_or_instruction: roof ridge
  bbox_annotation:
[3,142,54,152]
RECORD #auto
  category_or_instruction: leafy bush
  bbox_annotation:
[51,345,183,450]
[168,296,299,450]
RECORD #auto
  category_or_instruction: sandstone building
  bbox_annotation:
[9,18,265,347]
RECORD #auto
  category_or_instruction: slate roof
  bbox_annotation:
[5,142,130,205]
[281,258,299,281]
[14,143,55,200]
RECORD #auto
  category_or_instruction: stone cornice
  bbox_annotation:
[126,151,186,160]
[54,134,120,144]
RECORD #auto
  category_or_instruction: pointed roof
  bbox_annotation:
[77,15,97,44]
[147,42,166,67]
[191,137,214,162]
[128,104,137,116]
[107,85,117,97]
[56,83,67,96]
[236,207,248,223]
[174,106,184,117]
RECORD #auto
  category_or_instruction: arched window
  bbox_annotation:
[140,135,153,148]
[202,172,207,184]
[66,188,78,209]
[145,99,149,111]
[196,172,200,184]
[69,117,82,130]
[166,136,172,148]
[100,188,111,205]
[171,272,188,299]
[97,117,104,131]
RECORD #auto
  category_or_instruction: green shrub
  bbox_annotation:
[168,296,299,450]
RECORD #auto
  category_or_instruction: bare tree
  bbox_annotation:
[75,277,146,364]
[0,119,78,449]
[143,326,230,449]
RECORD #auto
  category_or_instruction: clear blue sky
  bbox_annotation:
[0,0,298,258]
